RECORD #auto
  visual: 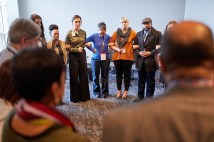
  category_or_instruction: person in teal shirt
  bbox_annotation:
[86,22,110,98]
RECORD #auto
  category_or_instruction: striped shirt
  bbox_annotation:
[0,46,17,66]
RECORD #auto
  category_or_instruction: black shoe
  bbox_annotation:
[81,99,87,102]
[133,97,144,103]
[103,94,108,98]
[59,100,65,105]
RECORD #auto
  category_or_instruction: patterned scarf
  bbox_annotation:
[16,99,76,131]
[116,27,132,48]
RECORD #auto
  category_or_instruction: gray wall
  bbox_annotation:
[18,0,186,61]
[184,0,214,32]
[7,0,19,25]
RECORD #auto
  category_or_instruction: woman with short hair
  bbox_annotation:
[109,17,137,99]
[47,24,67,65]
[86,22,110,98]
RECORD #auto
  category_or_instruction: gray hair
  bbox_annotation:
[119,17,129,28]
[8,18,41,44]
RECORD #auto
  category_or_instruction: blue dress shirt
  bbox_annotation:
[86,33,110,60]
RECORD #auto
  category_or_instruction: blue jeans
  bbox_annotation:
[91,58,110,97]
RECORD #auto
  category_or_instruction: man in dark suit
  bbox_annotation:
[133,18,162,102]
[102,21,214,142]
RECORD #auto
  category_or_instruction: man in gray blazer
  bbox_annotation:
[102,21,214,142]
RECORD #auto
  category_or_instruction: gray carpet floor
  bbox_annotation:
[57,69,165,142]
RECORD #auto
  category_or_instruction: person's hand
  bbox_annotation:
[133,45,139,49]
[85,42,92,47]
[108,43,114,47]
[78,47,83,52]
[139,51,144,57]
[93,49,97,54]
[116,48,122,53]
[144,51,151,57]
[139,51,151,57]
[65,44,71,49]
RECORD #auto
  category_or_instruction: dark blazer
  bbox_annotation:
[134,27,162,71]
[102,86,214,142]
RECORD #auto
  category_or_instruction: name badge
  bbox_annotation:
[101,53,106,61]
[38,41,42,48]
[122,48,126,54]
[72,31,75,37]
[55,48,59,54]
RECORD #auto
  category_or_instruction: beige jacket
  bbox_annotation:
[47,40,67,65]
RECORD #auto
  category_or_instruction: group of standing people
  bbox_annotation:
[28,14,166,103]
[109,17,163,101]
[0,15,214,142]
[9,13,174,103]
[29,14,90,103]
[0,17,90,141]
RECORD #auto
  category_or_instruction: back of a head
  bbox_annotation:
[0,60,20,105]
[161,21,214,71]
[8,18,41,44]
[12,48,65,101]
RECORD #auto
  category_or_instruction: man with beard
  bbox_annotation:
[133,18,162,102]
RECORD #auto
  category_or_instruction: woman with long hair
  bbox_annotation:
[30,14,47,47]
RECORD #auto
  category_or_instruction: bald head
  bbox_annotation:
[161,21,214,70]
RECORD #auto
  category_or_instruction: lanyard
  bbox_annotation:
[101,36,105,52]
[7,47,16,55]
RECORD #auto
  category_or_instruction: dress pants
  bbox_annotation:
[113,60,133,91]
[138,62,156,98]
[68,50,90,102]
[91,58,110,97]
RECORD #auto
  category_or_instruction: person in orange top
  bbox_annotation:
[109,17,137,99]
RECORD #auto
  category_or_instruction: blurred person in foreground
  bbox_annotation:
[0,60,21,142]
[2,48,89,142]
[0,18,41,65]
[159,20,177,88]
[102,21,214,142]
